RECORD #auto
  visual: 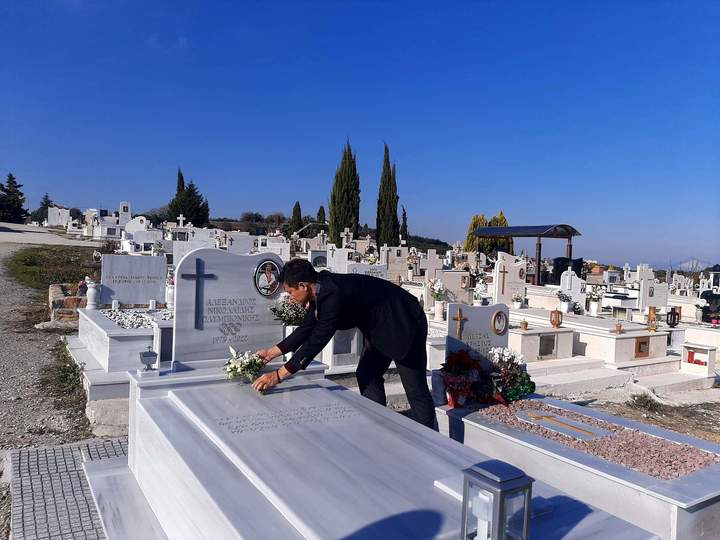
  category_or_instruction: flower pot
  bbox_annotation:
[695,308,704,323]
[560,301,570,314]
[589,301,599,317]
[446,389,470,409]
[512,301,522,309]
[433,301,445,321]
[165,285,175,311]
[86,283,99,310]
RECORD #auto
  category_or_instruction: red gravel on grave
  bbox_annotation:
[472,400,720,480]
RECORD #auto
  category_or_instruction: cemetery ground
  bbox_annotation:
[0,243,101,540]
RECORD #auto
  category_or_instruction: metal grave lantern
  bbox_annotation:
[461,460,533,540]
[666,307,680,328]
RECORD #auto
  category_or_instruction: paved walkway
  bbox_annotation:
[0,224,101,247]
[8,439,127,540]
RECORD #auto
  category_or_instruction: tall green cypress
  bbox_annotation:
[329,141,360,245]
[291,201,303,233]
[375,144,400,246]
[316,205,326,224]
[176,168,185,194]
[400,205,408,240]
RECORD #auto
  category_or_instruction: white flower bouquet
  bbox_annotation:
[511,291,524,303]
[587,286,604,302]
[270,293,307,326]
[429,279,446,301]
[225,347,266,382]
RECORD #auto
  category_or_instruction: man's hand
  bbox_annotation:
[255,345,282,364]
[252,371,279,393]
[252,366,291,393]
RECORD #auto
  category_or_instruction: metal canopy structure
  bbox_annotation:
[474,224,582,285]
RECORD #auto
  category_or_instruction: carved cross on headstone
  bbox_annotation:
[498,264,509,295]
[181,258,217,330]
[452,307,468,340]
[177,214,186,228]
[328,245,336,257]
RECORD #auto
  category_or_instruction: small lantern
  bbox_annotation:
[461,461,533,540]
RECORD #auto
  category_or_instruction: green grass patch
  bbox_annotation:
[40,342,85,399]
[4,245,97,290]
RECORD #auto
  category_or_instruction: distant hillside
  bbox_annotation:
[407,234,451,253]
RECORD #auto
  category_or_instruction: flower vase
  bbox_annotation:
[589,301,599,317]
[512,301,522,309]
[433,301,445,321]
[86,283,98,310]
[560,301,570,313]
[695,308,704,323]
[166,285,175,311]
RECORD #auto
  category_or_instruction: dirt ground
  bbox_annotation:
[0,244,94,540]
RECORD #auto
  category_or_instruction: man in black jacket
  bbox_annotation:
[253,258,436,428]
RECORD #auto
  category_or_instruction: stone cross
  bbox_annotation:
[328,245,336,257]
[177,214,186,228]
[181,258,217,330]
[452,307,468,339]
[498,264,509,294]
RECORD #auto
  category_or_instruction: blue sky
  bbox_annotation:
[1,1,718,265]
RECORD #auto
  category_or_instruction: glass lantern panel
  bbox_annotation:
[502,490,528,540]
[465,486,494,540]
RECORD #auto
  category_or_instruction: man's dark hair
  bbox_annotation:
[279,258,319,287]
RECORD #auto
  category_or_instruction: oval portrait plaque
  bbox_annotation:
[254,259,282,297]
[491,310,509,336]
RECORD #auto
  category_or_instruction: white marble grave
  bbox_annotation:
[172,250,284,365]
[99,255,167,305]
[492,251,526,306]
[560,266,587,308]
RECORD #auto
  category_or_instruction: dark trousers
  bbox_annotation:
[356,322,436,430]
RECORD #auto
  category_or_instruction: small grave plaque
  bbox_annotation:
[99,255,166,304]
[516,410,612,441]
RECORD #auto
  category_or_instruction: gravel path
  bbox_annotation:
[0,243,94,540]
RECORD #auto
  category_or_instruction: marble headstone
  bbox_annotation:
[326,243,354,274]
[639,280,669,311]
[99,255,166,304]
[172,250,284,363]
[226,232,255,255]
[309,249,327,268]
[491,251,526,305]
[346,262,388,280]
[560,266,587,307]
[173,239,216,265]
[446,303,509,365]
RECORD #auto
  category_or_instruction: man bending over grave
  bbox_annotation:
[253,258,436,428]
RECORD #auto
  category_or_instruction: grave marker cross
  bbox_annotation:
[177,214,186,228]
[181,258,217,330]
[498,264,509,294]
[452,307,468,339]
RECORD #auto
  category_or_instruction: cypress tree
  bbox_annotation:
[29,192,53,223]
[176,168,185,194]
[375,144,400,246]
[400,205,408,240]
[168,176,210,227]
[291,201,303,233]
[463,214,488,253]
[316,205,326,224]
[0,173,28,224]
[329,141,360,245]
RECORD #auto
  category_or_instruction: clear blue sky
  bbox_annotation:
[2,1,718,265]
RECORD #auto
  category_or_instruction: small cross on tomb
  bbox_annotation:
[498,264,509,294]
[181,258,217,330]
[177,214,186,228]
[452,307,468,340]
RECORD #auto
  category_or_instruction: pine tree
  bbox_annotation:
[167,175,210,227]
[0,174,28,224]
[316,205,326,224]
[400,205,408,240]
[329,141,361,245]
[29,192,53,223]
[291,201,303,233]
[375,144,400,246]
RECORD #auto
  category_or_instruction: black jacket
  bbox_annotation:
[277,270,425,373]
